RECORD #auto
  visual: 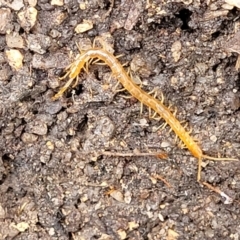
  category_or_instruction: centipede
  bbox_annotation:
[52,40,238,181]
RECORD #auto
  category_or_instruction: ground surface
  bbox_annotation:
[0,0,240,239]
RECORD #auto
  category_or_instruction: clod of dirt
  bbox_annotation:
[27,34,51,54]
[171,40,182,62]
[224,30,240,70]
[26,119,48,136]
[32,52,70,69]
[21,132,38,143]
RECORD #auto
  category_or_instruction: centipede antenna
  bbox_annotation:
[202,155,238,161]
[101,150,167,158]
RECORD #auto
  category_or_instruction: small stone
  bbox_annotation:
[5,49,24,71]
[21,132,38,143]
[12,222,29,232]
[27,34,51,54]
[124,191,132,204]
[110,190,124,202]
[171,40,182,62]
[210,135,217,143]
[27,120,48,136]
[225,0,240,8]
[158,213,164,221]
[51,0,64,6]
[48,227,55,236]
[46,141,54,150]
[128,221,139,231]
[117,229,127,240]
[0,204,5,218]
[0,8,13,34]
[161,141,171,148]
[7,0,24,11]
[18,7,38,31]
[28,0,37,7]
[79,2,86,10]
[6,32,24,49]
[75,20,93,33]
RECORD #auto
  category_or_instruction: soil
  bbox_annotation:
[0,0,240,239]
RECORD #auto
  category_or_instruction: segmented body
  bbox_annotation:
[52,48,237,181]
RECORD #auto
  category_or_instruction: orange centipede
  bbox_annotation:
[52,41,238,181]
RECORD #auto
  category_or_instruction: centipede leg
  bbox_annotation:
[129,70,142,87]
[52,77,76,100]
[156,122,168,131]
[183,122,188,129]
[92,59,106,65]
[76,42,85,54]
[173,107,177,116]
[72,75,80,88]
[148,87,157,96]
[187,126,193,135]
[113,81,126,93]
[148,107,151,118]
[168,103,173,111]
[160,91,164,103]
[178,141,186,149]
[59,71,70,81]
[150,111,157,119]
[115,54,124,59]
[174,134,178,143]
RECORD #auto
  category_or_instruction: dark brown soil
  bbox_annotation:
[0,1,240,239]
